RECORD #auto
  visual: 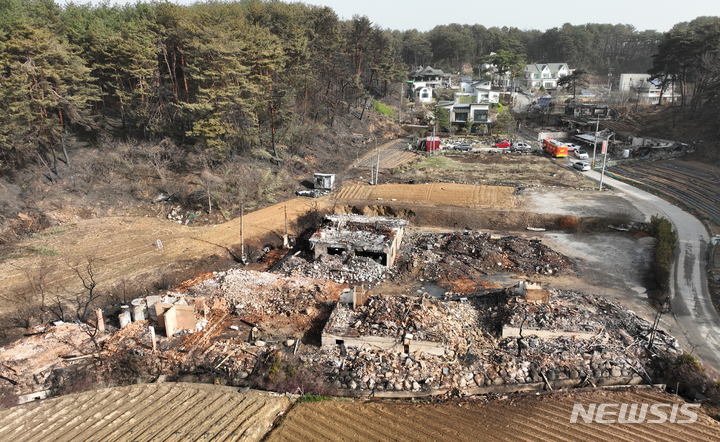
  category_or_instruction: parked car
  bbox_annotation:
[576,149,589,159]
[495,140,511,148]
[573,161,591,171]
[567,143,582,153]
[453,142,472,151]
[510,141,533,152]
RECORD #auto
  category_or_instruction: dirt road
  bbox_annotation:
[583,170,720,371]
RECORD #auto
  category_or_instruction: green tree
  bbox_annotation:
[557,69,587,98]
[433,106,450,132]
[0,23,99,172]
[487,49,526,87]
[495,107,515,138]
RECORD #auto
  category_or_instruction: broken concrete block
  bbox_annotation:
[164,305,195,337]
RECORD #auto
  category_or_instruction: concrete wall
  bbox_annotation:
[518,127,571,142]
[501,326,597,341]
[322,333,445,356]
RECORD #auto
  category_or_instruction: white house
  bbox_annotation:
[456,79,500,104]
[413,85,433,103]
[523,63,570,89]
[409,66,452,89]
[618,73,677,104]
[437,100,492,133]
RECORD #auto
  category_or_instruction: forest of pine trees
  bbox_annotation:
[1,0,719,173]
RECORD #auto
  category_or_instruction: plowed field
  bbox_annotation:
[268,389,720,442]
[335,183,516,208]
[0,197,333,315]
[609,160,720,224]
[0,383,290,442]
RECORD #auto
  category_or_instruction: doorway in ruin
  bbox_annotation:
[327,247,347,256]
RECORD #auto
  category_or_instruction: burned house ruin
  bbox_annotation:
[309,214,408,267]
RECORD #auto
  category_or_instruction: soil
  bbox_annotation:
[0,383,291,442]
[267,388,720,442]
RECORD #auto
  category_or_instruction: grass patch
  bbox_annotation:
[372,99,394,118]
[30,227,67,240]
[297,394,333,403]
[413,156,456,170]
[27,246,61,256]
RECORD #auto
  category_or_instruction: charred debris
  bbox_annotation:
[0,214,677,402]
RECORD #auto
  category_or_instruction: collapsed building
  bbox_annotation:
[316,284,680,394]
[309,214,408,267]
[0,217,684,401]
[321,290,480,356]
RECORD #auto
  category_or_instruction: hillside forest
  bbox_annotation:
[1,0,720,239]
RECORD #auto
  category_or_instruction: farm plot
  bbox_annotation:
[609,161,720,223]
[353,140,419,170]
[0,383,291,442]
[335,183,516,209]
[268,389,720,442]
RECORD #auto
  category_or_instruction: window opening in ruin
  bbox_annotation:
[355,250,386,266]
[327,247,346,255]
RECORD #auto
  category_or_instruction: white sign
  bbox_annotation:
[570,403,699,424]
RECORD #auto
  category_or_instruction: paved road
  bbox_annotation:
[583,169,720,371]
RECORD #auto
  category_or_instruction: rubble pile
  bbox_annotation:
[0,323,105,397]
[400,231,577,280]
[183,268,336,319]
[276,254,389,284]
[342,295,486,348]
[311,289,679,393]
[314,347,456,391]
[505,291,606,333]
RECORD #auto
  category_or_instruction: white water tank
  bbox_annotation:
[622,149,630,158]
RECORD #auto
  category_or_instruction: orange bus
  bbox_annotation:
[543,139,568,158]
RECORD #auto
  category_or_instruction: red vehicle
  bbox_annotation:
[495,140,510,148]
[542,138,568,158]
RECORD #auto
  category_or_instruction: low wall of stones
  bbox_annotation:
[335,376,653,398]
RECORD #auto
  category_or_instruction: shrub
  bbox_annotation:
[249,351,335,396]
[372,100,394,118]
[676,352,703,372]
[664,353,720,404]
[650,216,676,293]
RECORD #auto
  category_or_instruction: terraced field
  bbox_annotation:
[0,383,291,442]
[609,161,720,224]
[335,183,516,209]
[352,140,419,170]
[268,389,720,442]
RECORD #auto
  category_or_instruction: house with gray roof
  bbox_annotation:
[409,66,452,89]
[523,63,570,90]
[436,100,492,133]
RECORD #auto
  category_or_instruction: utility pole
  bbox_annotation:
[591,115,599,169]
[375,141,380,185]
[399,82,403,124]
[240,204,246,264]
[599,140,608,191]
